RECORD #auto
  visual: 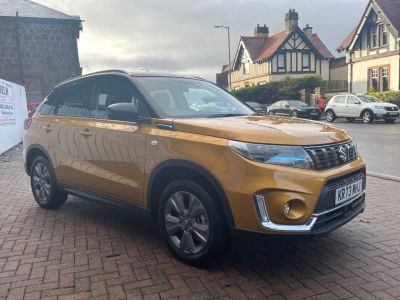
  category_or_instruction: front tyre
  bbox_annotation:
[291,111,298,118]
[325,110,336,122]
[362,110,374,124]
[30,156,68,209]
[158,180,230,264]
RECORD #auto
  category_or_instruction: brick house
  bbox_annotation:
[0,0,82,103]
[337,0,400,93]
[221,9,334,90]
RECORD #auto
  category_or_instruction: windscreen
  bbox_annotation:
[135,77,254,118]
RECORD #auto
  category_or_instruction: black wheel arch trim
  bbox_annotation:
[25,144,53,176]
[360,109,374,118]
[147,159,235,228]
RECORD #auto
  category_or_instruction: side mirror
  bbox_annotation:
[285,104,290,108]
[107,102,138,122]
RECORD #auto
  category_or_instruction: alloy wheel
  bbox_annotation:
[326,111,334,122]
[291,111,298,118]
[32,162,51,204]
[363,111,371,123]
[164,191,210,254]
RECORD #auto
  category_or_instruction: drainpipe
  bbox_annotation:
[15,11,24,84]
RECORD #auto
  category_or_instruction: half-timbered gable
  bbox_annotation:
[337,0,400,93]
[228,9,333,90]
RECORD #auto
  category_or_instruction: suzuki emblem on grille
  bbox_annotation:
[338,145,348,162]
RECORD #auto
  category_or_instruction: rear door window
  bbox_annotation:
[55,81,92,117]
[335,96,346,104]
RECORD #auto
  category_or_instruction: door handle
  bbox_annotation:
[79,129,93,137]
[44,124,52,133]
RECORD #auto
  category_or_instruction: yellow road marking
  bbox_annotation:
[367,171,400,182]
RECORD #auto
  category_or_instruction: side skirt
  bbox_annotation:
[59,184,151,218]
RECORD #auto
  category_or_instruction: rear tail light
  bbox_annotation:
[24,117,32,130]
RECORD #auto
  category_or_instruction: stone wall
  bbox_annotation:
[0,17,81,100]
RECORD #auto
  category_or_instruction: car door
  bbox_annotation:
[281,101,291,116]
[331,95,347,116]
[274,101,282,115]
[346,95,362,117]
[51,80,93,188]
[77,75,149,206]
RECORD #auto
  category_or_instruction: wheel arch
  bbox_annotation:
[360,108,374,118]
[25,144,52,176]
[147,159,235,228]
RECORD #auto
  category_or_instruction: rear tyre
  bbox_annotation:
[268,111,274,115]
[385,119,395,124]
[30,156,68,209]
[158,179,230,264]
[325,110,336,122]
[346,118,355,123]
[362,110,374,124]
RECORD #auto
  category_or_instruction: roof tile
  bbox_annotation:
[0,0,80,20]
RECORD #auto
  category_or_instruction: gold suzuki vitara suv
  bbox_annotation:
[24,70,366,263]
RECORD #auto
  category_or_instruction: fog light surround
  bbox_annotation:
[254,194,269,222]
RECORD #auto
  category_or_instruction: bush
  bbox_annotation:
[231,75,322,105]
[369,91,400,107]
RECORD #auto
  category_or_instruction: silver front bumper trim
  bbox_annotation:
[254,192,365,233]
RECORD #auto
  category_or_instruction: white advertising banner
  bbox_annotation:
[0,81,16,125]
[0,79,28,154]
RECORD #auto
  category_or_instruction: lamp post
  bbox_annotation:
[214,25,231,90]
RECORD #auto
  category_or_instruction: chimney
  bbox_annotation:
[254,24,269,37]
[285,9,299,31]
[303,24,313,37]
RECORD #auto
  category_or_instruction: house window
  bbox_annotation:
[277,53,285,72]
[371,26,378,48]
[370,69,378,91]
[242,61,250,75]
[381,24,388,46]
[302,53,310,71]
[381,67,389,91]
[368,65,390,92]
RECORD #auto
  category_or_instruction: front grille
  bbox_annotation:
[385,107,399,111]
[312,194,365,231]
[304,141,357,170]
[314,170,366,213]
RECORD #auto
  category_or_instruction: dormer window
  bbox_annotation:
[381,24,388,46]
[302,53,310,71]
[277,53,286,72]
[371,25,378,48]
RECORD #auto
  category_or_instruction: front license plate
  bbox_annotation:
[310,112,318,115]
[389,112,398,116]
[335,179,363,205]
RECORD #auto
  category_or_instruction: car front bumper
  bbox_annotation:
[211,149,366,236]
[375,111,399,119]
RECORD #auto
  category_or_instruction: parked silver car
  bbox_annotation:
[325,94,399,124]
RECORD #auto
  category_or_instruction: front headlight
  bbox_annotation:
[228,140,314,169]
[375,105,386,110]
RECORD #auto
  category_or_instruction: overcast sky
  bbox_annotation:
[36,0,366,82]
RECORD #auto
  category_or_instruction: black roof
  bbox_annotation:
[53,70,207,89]
[0,0,80,20]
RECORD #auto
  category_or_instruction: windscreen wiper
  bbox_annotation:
[206,113,251,118]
